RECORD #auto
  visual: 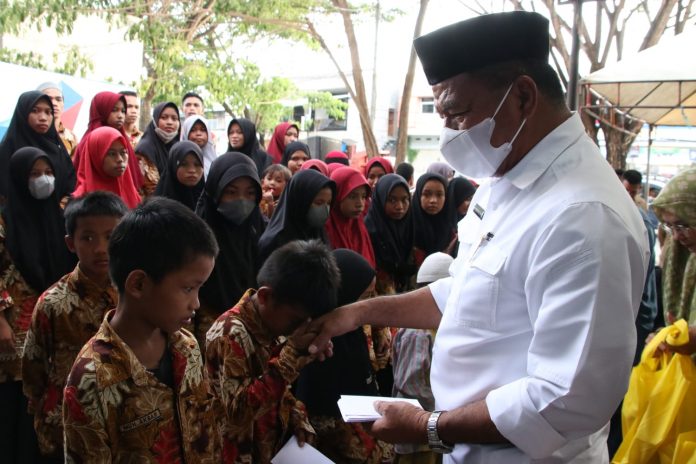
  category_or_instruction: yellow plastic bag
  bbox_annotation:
[613,320,696,464]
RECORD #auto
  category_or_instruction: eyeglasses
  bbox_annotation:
[663,222,692,234]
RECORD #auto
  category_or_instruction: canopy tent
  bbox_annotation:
[580,28,696,127]
[579,28,696,198]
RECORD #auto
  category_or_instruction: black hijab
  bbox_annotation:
[196,152,265,314]
[0,91,76,200]
[448,177,477,227]
[227,118,273,177]
[412,173,452,255]
[280,141,310,167]
[135,102,180,175]
[155,141,205,210]
[258,169,336,263]
[295,248,378,416]
[2,147,75,292]
[365,174,416,287]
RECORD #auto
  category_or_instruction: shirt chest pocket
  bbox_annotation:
[454,245,507,330]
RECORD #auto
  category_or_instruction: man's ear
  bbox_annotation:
[65,235,76,254]
[124,270,149,299]
[514,75,539,120]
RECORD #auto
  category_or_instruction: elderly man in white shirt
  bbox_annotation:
[308,11,649,464]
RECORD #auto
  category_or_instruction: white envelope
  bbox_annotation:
[271,436,334,464]
[337,395,422,423]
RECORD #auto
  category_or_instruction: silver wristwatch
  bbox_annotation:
[427,410,454,454]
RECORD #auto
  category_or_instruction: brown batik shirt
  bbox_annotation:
[0,221,40,383]
[63,311,219,463]
[22,265,117,457]
[136,153,160,198]
[205,289,314,464]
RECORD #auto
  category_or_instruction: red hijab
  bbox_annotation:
[266,122,299,163]
[72,127,141,208]
[325,150,350,166]
[364,156,394,177]
[300,159,329,177]
[325,167,376,267]
[73,91,143,188]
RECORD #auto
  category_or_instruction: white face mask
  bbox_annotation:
[28,174,56,200]
[439,84,526,178]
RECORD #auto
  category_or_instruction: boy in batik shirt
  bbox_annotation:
[205,239,340,463]
[22,192,127,459]
[63,197,220,463]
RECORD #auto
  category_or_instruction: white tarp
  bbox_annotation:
[0,62,130,139]
[580,28,696,126]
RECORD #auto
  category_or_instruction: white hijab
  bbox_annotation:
[181,115,217,176]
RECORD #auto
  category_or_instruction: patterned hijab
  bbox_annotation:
[653,167,696,324]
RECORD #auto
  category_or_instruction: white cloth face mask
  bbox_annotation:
[439,84,526,178]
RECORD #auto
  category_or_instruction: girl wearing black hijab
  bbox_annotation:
[195,152,265,348]
[154,141,205,210]
[258,169,336,263]
[412,173,454,267]
[0,147,75,462]
[365,174,417,296]
[281,141,311,175]
[0,91,76,204]
[448,177,477,228]
[295,249,393,463]
[135,102,181,196]
[227,117,273,177]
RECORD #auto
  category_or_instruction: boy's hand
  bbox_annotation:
[0,314,15,353]
[308,306,359,361]
[262,189,274,204]
[295,428,315,447]
[287,319,318,352]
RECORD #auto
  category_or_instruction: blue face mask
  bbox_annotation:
[217,199,256,225]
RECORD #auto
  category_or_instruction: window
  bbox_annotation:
[421,97,434,113]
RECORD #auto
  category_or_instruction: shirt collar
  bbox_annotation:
[236,289,278,347]
[74,265,118,304]
[504,113,586,191]
[95,310,198,390]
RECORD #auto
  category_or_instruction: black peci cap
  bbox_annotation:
[414,11,550,85]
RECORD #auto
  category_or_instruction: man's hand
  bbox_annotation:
[307,306,359,360]
[0,314,15,354]
[371,401,430,444]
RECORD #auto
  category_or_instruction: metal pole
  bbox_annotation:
[567,0,583,110]
[370,0,380,128]
[644,124,653,203]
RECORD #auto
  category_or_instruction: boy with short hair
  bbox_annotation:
[205,239,341,463]
[22,191,128,461]
[63,197,220,463]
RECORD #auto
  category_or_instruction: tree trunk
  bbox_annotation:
[332,0,380,158]
[600,115,642,170]
[395,0,429,165]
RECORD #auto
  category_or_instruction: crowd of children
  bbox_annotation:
[0,85,480,463]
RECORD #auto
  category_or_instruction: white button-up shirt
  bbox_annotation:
[428,114,649,463]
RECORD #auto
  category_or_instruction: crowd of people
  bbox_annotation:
[0,9,694,464]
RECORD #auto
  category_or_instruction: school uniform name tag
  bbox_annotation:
[119,409,162,432]
[473,204,485,220]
